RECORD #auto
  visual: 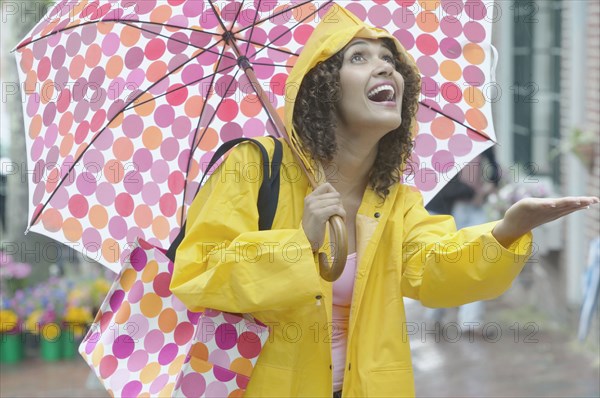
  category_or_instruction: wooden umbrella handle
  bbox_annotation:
[318,215,348,282]
[233,50,348,281]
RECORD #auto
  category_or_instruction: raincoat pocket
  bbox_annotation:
[245,363,298,397]
[367,367,415,397]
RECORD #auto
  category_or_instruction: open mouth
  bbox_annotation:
[367,84,395,103]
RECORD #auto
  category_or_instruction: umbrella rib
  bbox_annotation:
[120,21,234,60]
[208,0,230,34]
[418,101,494,142]
[235,38,298,57]
[12,18,222,52]
[243,0,264,58]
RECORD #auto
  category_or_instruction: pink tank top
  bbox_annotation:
[331,252,358,392]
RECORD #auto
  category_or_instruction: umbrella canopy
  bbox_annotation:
[13,0,496,272]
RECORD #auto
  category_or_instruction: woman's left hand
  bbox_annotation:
[492,196,600,248]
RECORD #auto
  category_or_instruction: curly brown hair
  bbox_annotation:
[292,38,421,199]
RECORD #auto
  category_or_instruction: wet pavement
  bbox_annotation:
[1,291,598,397]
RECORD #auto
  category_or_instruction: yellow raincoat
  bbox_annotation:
[170,5,532,397]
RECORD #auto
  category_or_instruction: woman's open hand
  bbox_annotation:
[302,183,346,252]
[492,196,600,248]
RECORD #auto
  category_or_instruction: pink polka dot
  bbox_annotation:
[345,3,367,20]
[205,380,229,397]
[442,0,464,15]
[465,0,487,20]
[121,380,143,398]
[108,216,128,240]
[144,329,164,354]
[464,21,486,43]
[208,349,231,370]
[414,134,437,157]
[440,16,462,38]
[394,29,415,51]
[442,104,465,123]
[368,5,392,26]
[431,150,455,173]
[238,331,263,359]
[174,322,195,346]
[99,355,118,378]
[115,193,134,217]
[441,82,462,103]
[464,65,485,87]
[293,24,314,45]
[449,134,474,157]
[440,37,461,59]
[414,168,438,192]
[158,343,178,365]
[180,373,206,398]
[153,272,172,298]
[159,193,177,217]
[127,350,148,372]
[417,103,437,123]
[122,115,143,139]
[82,227,101,252]
[67,194,88,218]
[128,314,150,338]
[141,182,161,206]
[417,56,438,77]
[416,34,439,56]
[128,280,144,304]
[27,94,40,118]
[421,77,439,98]
[160,137,180,161]
[154,104,175,128]
[149,374,169,395]
[215,323,238,350]
[213,365,236,382]
[112,334,135,359]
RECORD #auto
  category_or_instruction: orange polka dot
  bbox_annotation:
[106,56,123,79]
[71,1,88,17]
[228,390,244,398]
[184,96,203,118]
[41,18,60,38]
[69,55,85,79]
[160,383,175,397]
[40,79,55,105]
[416,11,439,33]
[134,92,156,117]
[464,87,485,109]
[114,301,131,324]
[440,60,462,82]
[464,43,485,65]
[431,117,455,140]
[142,126,162,150]
[89,205,109,229]
[102,238,120,263]
[241,95,262,117]
[97,21,113,35]
[151,5,173,25]
[45,169,61,194]
[108,112,123,128]
[189,342,212,373]
[120,269,137,292]
[63,217,83,242]
[141,260,159,283]
[465,108,488,131]
[419,0,440,11]
[140,293,162,318]
[121,25,141,47]
[293,3,316,22]
[197,128,218,151]
[42,208,63,232]
[187,160,200,182]
[19,48,33,72]
[230,357,253,378]
[276,106,285,125]
[158,308,178,333]
[59,112,73,136]
[168,355,186,376]
[60,134,74,157]
[25,70,38,93]
[85,44,102,69]
[134,205,153,229]
[92,343,104,367]
[139,393,151,398]
[147,61,168,83]
[152,216,170,241]
[104,159,124,184]
[74,144,87,160]
[113,137,134,161]
[29,115,42,139]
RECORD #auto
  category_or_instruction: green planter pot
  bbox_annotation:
[0,333,24,364]
[40,326,62,362]
[61,328,77,360]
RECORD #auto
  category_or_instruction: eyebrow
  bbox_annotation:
[344,40,393,55]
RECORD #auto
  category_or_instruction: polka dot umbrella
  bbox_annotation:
[13,0,497,272]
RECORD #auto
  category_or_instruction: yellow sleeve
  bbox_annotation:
[400,187,532,307]
[169,140,322,313]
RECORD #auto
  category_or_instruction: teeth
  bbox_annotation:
[367,84,395,101]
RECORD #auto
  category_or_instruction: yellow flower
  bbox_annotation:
[24,309,43,334]
[0,310,18,333]
[63,306,93,337]
[93,279,111,295]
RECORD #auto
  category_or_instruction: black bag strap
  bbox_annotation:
[166,137,282,262]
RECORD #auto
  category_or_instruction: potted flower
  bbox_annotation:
[0,251,32,364]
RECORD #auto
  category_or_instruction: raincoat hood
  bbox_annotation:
[284,3,419,181]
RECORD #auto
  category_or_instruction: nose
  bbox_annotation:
[373,59,394,76]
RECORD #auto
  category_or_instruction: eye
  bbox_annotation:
[382,55,396,65]
[350,52,365,62]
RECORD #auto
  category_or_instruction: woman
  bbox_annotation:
[170,5,598,397]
